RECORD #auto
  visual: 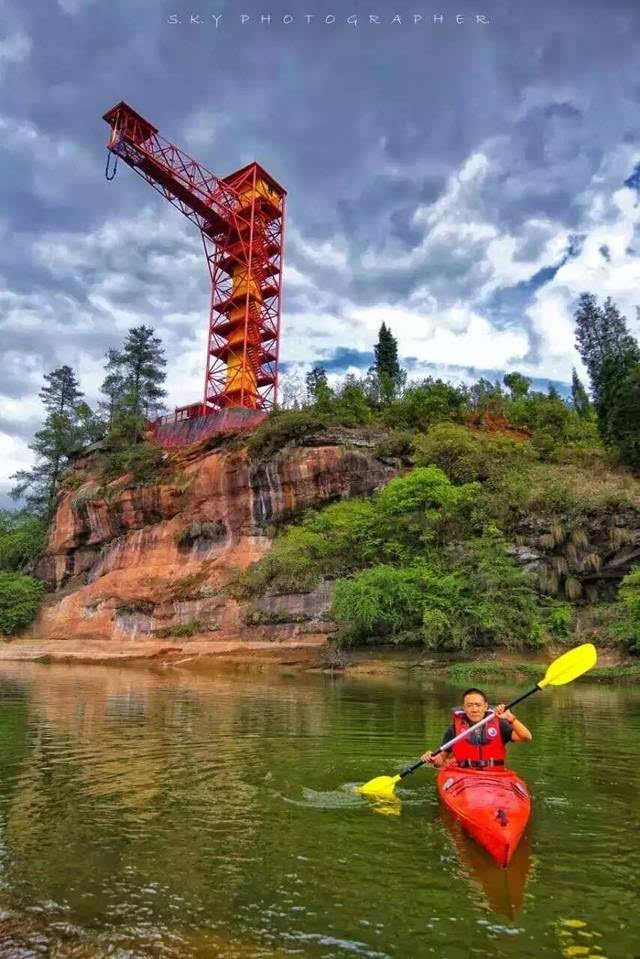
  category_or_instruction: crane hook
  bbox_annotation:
[105,150,118,181]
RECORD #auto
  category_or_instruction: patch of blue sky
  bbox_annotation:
[484,262,566,325]
[623,163,640,192]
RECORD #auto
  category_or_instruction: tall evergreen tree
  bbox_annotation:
[104,326,168,443]
[120,325,167,420]
[571,368,591,418]
[100,348,127,427]
[574,293,640,457]
[602,364,640,469]
[574,293,640,403]
[371,323,405,405]
[10,366,87,518]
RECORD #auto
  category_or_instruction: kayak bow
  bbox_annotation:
[437,766,531,868]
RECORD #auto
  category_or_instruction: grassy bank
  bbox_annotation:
[442,659,640,685]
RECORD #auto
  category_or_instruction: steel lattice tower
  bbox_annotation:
[103,102,286,417]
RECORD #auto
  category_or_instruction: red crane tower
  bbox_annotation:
[102,102,286,439]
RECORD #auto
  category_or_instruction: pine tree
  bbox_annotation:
[10,366,87,518]
[100,349,127,427]
[574,293,640,404]
[603,364,640,468]
[120,325,167,420]
[571,369,590,418]
[105,326,168,444]
[574,292,640,456]
[40,365,84,417]
[371,323,405,406]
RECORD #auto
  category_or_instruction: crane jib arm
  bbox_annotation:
[101,100,287,417]
[103,101,246,236]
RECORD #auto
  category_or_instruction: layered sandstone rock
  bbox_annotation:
[20,430,395,649]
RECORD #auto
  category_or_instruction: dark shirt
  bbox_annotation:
[441,718,513,750]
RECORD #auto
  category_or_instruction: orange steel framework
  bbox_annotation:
[102,101,286,417]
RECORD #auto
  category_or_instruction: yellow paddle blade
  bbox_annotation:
[538,643,597,688]
[356,774,401,799]
[372,797,402,816]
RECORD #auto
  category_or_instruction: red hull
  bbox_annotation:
[437,766,531,867]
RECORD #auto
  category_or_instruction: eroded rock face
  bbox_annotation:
[27,436,395,644]
[509,509,640,599]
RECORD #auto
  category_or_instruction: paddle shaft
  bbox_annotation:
[398,683,541,779]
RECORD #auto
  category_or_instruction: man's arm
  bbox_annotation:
[495,704,532,742]
[421,726,454,767]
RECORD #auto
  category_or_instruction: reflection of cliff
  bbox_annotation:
[0,663,327,844]
[26,430,394,646]
[0,662,333,916]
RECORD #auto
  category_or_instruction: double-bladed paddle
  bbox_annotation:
[357,642,598,799]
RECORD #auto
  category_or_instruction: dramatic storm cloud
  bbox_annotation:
[2,0,640,504]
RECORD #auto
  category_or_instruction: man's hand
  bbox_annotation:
[420,750,436,764]
[495,703,516,723]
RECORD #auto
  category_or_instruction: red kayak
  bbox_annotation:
[437,766,531,867]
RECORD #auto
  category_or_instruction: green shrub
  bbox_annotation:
[154,619,204,638]
[331,561,465,645]
[60,472,86,491]
[456,535,544,649]
[383,379,468,432]
[331,536,542,650]
[531,428,558,461]
[247,410,328,459]
[614,567,640,653]
[235,527,328,596]
[332,378,372,427]
[542,601,574,638]
[0,511,47,572]
[413,424,483,484]
[100,440,166,485]
[0,572,45,635]
[506,393,569,433]
[303,499,383,568]
[414,424,533,487]
[376,467,480,550]
[554,439,604,468]
[375,466,462,516]
[373,430,415,464]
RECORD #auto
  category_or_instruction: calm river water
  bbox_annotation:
[0,661,638,958]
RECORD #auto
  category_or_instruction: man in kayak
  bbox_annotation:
[421,687,532,769]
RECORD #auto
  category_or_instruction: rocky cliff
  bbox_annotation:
[22,429,395,653]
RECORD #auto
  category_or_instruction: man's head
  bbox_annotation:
[462,688,488,723]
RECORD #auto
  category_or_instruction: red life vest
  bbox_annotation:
[450,708,506,766]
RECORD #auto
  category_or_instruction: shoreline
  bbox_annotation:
[1,635,638,682]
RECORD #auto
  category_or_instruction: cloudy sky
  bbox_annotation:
[2,0,640,506]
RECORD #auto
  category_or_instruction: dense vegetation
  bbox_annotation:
[0,511,47,635]
[242,313,640,653]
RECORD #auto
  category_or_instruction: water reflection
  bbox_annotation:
[0,662,638,958]
[440,810,533,920]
